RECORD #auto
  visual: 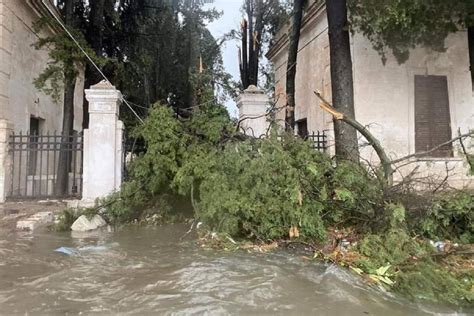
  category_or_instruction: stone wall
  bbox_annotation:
[0,0,84,133]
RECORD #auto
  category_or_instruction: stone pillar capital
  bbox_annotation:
[85,80,122,115]
[236,86,271,138]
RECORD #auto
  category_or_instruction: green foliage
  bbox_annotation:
[329,161,384,224]
[33,18,104,101]
[355,230,474,306]
[51,207,97,232]
[115,0,232,122]
[412,191,474,243]
[51,208,80,232]
[348,0,473,63]
[395,262,474,306]
[356,230,431,269]
[197,135,330,239]
[132,104,184,195]
[99,180,150,224]
[101,100,234,224]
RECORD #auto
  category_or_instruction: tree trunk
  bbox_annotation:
[87,0,106,53]
[56,0,76,196]
[326,0,359,162]
[250,0,264,86]
[56,77,76,196]
[240,0,265,89]
[468,27,474,84]
[285,0,304,132]
[240,19,249,89]
[247,0,256,86]
[83,0,106,129]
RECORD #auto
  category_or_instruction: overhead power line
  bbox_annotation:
[40,0,144,123]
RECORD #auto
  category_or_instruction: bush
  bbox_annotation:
[409,191,474,243]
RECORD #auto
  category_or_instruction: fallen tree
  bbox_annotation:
[54,101,474,307]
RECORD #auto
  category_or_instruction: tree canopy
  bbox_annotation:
[348,0,474,63]
[36,0,233,127]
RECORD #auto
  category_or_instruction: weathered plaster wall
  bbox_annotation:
[270,4,335,153]
[353,32,474,187]
[0,0,12,122]
[0,0,83,133]
[268,4,474,187]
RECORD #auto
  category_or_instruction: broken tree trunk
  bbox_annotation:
[285,0,305,132]
[314,91,393,185]
[326,0,359,162]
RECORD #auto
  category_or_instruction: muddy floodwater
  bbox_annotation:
[0,224,472,315]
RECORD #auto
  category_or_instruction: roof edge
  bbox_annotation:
[266,0,326,61]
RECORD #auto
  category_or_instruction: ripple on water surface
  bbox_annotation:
[0,225,471,315]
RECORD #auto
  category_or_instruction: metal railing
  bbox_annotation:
[8,132,83,199]
[241,130,329,153]
[306,131,328,152]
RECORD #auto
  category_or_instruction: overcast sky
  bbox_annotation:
[205,0,243,117]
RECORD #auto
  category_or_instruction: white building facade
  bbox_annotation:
[0,0,84,133]
[267,1,474,188]
[0,0,84,202]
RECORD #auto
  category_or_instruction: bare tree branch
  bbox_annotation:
[314,90,393,185]
[391,131,474,165]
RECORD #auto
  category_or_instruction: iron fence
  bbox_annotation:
[8,131,83,199]
[241,130,328,153]
[306,131,328,152]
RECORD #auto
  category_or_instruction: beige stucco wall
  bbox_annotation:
[0,0,83,133]
[268,4,474,187]
[270,4,335,153]
[353,32,474,187]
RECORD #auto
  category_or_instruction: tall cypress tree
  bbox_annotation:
[326,0,359,162]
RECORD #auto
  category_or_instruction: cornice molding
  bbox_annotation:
[266,1,326,61]
[26,0,62,33]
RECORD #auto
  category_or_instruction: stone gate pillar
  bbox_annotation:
[236,85,270,138]
[0,119,12,203]
[82,81,123,206]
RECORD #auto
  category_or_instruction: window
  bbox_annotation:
[414,75,453,158]
[296,118,308,139]
[28,117,43,175]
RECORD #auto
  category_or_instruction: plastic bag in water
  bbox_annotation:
[55,247,80,256]
[55,245,108,255]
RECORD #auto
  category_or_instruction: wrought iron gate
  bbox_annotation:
[7,132,83,199]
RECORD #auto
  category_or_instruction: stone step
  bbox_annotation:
[16,211,54,232]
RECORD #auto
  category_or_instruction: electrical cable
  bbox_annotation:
[40,0,144,123]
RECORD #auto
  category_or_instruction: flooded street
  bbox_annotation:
[0,224,470,315]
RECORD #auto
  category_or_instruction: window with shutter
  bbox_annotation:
[414,75,453,158]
